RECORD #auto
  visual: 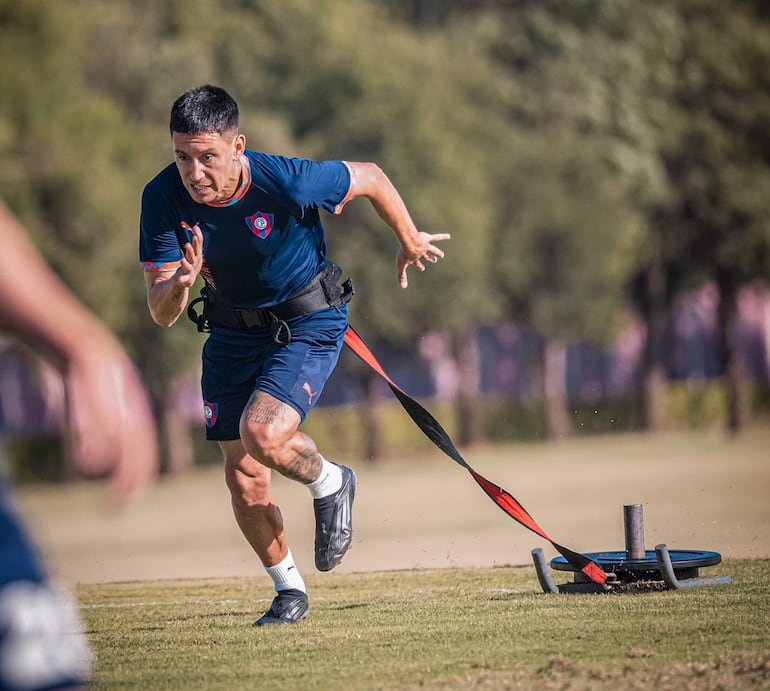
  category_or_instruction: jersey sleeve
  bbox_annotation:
[249,154,351,217]
[139,174,183,272]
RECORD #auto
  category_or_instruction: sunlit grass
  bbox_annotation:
[79,560,769,690]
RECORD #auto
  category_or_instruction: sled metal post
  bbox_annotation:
[531,548,560,593]
[655,544,733,589]
[624,503,646,560]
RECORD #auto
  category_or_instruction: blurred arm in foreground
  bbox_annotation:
[0,200,158,496]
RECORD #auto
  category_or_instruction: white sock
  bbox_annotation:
[265,550,306,593]
[306,457,343,499]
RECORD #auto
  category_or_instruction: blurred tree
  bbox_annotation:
[489,134,640,438]
[556,1,682,433]
[446,2,645,438]
[660,0,770,432]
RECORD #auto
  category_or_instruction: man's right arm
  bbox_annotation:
[145,270,191,327]
[144,222,204,327]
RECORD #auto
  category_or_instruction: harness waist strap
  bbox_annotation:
[187,262,354,334]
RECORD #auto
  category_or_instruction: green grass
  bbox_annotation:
[18,428,768,688]
[79,560,770,690]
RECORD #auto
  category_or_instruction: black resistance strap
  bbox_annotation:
[343,325,607,585]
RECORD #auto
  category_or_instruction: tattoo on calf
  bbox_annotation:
[285,448,322,484]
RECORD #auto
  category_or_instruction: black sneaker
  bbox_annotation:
[313,464,356,571]
[253,589,309,626]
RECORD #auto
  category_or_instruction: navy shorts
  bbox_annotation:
[201,305,348,441]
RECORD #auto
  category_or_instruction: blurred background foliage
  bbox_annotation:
[0,0,768,474]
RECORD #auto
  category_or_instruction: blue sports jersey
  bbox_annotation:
[139,151,352,308]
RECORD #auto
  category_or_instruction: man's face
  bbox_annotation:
[171,130,245,204]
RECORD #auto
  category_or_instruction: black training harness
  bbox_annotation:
[186,262,354,344]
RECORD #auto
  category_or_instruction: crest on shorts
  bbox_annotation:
[244,211,273,239]
[203,401,219,428]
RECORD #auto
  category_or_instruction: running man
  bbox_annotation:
[140,85,449,625]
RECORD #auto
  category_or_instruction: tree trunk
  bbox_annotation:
[716,279,750,434]
[360,371,384,461]
[162,391,194,475]
[454,327,483,447]
[542,338,572,440]
[152,386,194,475]
[642,254,668,431]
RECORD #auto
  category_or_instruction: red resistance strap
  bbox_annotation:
[344,325,607,585]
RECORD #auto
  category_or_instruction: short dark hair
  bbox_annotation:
[169,85,239,135]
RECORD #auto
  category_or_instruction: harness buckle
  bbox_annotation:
[320,263,354,307]
[340,277,355,305]
[187,292,211,333]
[270,318,292,345]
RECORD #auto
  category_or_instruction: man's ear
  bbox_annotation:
[234,132,246,158]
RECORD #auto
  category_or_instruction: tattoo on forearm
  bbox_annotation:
[164,281,187,305]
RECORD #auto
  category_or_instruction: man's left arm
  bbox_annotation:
[340,161,450,289]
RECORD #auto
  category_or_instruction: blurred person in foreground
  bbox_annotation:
[140,85,449,626]
[0,200,159,690]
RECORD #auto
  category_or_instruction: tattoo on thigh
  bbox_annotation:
[244,400,282,425]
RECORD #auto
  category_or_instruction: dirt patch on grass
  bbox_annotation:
[534,651,770,690]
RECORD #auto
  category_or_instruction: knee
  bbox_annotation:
[224,458,271,507]
[238,419,289,468]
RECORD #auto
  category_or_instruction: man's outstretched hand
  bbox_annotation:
[396,231,451,289]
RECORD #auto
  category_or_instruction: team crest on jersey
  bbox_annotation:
[245,212,274,239]
[203,401,219,428]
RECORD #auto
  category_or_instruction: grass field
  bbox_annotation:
[78,561,769,690]
[15,428,770,688]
